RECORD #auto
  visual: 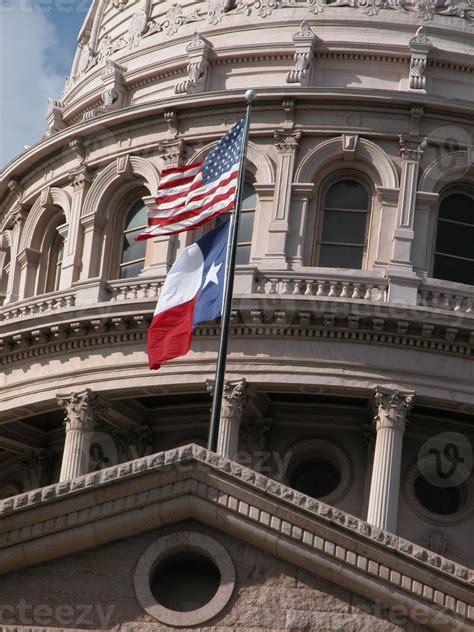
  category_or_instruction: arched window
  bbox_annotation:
[119,200,147,279]
[215,182,256,264]
[45,231,64,293]
[432,191,474,286]
[316,178,371,269]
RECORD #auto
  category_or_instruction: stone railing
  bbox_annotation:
[0,290,76,322]
[418,280,474,314]
[255,272,388,303]
[107,278,162,302]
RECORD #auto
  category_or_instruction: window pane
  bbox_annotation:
[439,194,474,225]
[321,210,367,245]
[242,182,257,210]
[119,260,144,279]
[121,229,146,264]
[215,212,230,227]
[433,254,474,286]
[436,221,474,260]
[319,244,364,269]
[125,201,148,231]
[236,245,251,264]
[239,210,255,243]
[325,180,368,210]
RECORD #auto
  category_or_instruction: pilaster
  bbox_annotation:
[263,130,301,270]
[387,136,426,304]
[367,386,415,533]
[63,139,93,288]
[4,180,28,304]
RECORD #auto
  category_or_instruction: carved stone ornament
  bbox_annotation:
[409,27,432,90]
[302,0,474,23]
[114,426,154,461]
[208,0,234,23]
[20,449,54,490]
[175,33,212,95]
[113,0,129,10]
[399,135,428,161]
[44,98,66,138]
[287,21,317,85]
[274,129,302,152]
[373,386,415,432]
[57,389,102,432]
[7,178,23,202]
[239,419,272,454]
[221,379,249,422]
[159,139,186,165]
[420,530,449,556]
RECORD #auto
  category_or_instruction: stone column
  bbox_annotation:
[58,389,101,481]
[367,386,414,533]
[208,379,248,459]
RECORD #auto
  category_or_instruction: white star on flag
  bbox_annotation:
[203,261,222,289]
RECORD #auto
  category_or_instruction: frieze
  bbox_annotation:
[207,0,474,21]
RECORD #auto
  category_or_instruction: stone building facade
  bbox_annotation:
[0,0,473,629]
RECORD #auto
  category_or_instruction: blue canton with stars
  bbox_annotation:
[202,118,245,185]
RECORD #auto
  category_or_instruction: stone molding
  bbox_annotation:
[0,444,472,629]
[0,299,473,367]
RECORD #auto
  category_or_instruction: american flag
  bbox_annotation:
[136,118,245,239]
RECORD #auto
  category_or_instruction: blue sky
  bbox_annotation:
[0,0,91,168]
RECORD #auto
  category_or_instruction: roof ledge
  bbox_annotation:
[0,444,472,629]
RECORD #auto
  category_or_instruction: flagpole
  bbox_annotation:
[207,89,256,452]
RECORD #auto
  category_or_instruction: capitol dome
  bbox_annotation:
[0,0,473,629]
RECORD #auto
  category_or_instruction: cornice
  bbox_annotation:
[0,294,473,367]
[0,444,471,629]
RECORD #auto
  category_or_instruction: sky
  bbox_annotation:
[0,0,91,169]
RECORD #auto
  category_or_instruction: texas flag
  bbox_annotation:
[147,220,230,369]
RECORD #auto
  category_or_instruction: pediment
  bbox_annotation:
[0,444,472,630]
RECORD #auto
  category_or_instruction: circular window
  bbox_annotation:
[284,439,353,504]
[414,476,465,516]
[150,551,221,612]
[403,461,473,526]
[290,457,341,498]
[134,531,235,626]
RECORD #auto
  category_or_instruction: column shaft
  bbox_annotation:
[366,387,414,533]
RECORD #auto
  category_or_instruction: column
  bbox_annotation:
[263,129,301,270]
[211,379,248,459]
[58,389,101,481]
[367,386,414,533]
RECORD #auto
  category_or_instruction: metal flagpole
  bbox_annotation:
[207,89,256,452]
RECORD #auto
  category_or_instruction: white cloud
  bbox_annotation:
[0,4,65,169]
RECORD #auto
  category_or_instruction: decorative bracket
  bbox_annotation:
[287,21,317,86]
[44,98,66,138]
[175,33,213,95]
[409,27,432,91]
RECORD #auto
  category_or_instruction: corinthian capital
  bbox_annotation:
[57,388,102,432]
[373,386,415,432]
[274,129,301,153]
[221,379,249,421]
